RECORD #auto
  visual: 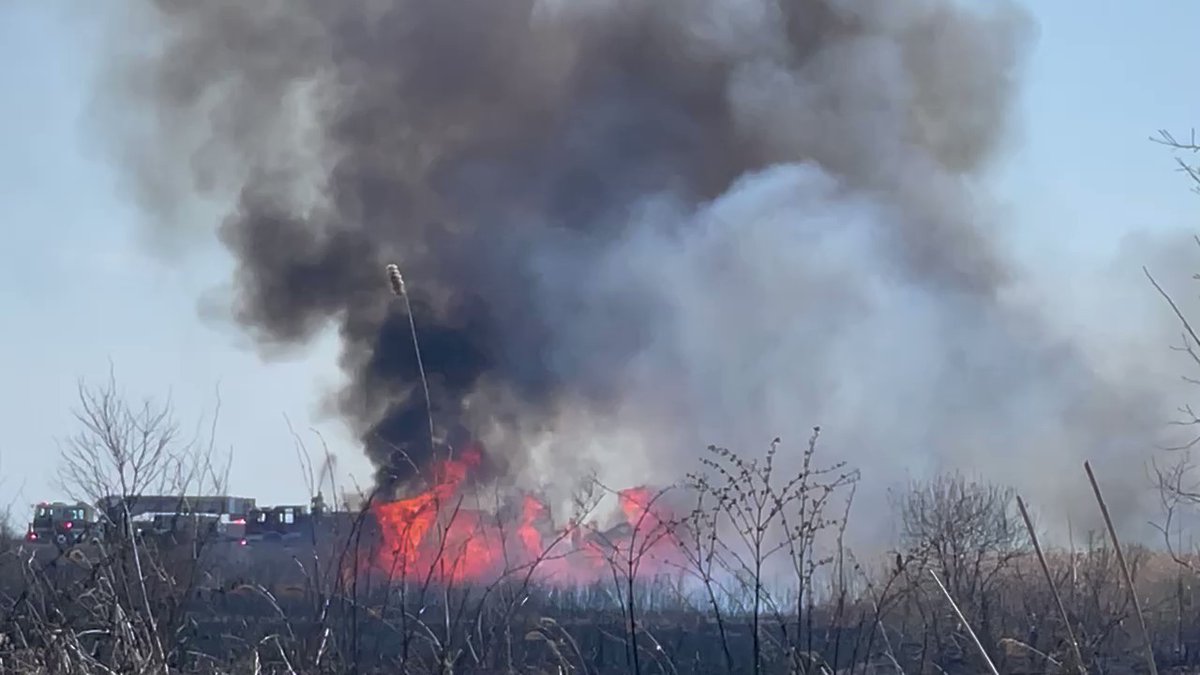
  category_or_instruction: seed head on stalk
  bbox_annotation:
[386,263,404,296]
[383,261,438,469]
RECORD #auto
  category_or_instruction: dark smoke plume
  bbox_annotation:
[98,0,1181,535]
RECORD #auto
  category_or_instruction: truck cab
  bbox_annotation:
[26,502,100,547]
[243,505,313,544]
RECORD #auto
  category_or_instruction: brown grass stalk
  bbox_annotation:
[927,569,1000,675]
[1016,494,1086,674]
[1084,460,1158,675]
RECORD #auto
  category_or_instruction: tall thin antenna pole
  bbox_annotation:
[386,263,438,460]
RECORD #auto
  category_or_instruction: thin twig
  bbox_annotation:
[1145,266,1200,355]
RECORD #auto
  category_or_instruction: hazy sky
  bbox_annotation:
[1,1,1197,516]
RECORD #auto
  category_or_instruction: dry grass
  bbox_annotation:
[15,370,1200,673]
[7,445,1200,675]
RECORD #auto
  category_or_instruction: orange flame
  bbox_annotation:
[366,442,680,586]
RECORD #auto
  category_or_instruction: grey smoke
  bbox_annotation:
[96,0,1183,540]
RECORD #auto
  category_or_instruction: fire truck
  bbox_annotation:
[241,493,330,545]
[24,495,257,548]
[25,501,103,546]
[22,492,367,554]
[243,505,314,543]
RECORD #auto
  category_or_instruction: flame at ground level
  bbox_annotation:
[367,443,679,585]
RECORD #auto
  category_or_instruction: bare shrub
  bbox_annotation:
[1,371,232,674]
[682,429,859,675]
[888,473,1029,671]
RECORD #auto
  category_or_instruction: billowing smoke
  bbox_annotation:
[98,0,1183,537]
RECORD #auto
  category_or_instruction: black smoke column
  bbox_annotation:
[99,1,1168,536]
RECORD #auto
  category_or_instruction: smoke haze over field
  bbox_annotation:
[96,0,1189,539]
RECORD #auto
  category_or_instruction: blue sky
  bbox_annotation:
[0,1,1197,516]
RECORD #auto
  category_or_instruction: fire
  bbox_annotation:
[367,442,680,586]
[618,486,657,524]
[517,494,546,554]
